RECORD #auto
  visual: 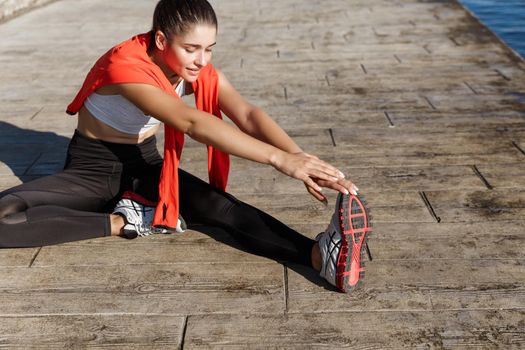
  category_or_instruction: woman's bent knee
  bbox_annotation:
[0,194,28,220]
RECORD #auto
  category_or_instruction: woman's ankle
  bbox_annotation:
[110,213,126,236]
[311,242,322,271]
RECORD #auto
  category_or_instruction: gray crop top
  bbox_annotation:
[84,80,187,135]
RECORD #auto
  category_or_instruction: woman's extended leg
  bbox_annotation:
[0,170,118,248]
[0,202,112,248]
[177,169,317,267]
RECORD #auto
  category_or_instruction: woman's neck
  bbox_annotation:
[148,49,182,86]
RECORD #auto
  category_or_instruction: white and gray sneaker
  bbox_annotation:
[316,192,372,293]
[113,193,186,239]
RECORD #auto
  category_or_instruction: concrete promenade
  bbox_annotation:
[0,0,524,348]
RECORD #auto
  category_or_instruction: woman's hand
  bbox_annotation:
[305,177,359,203]
[271,151,348,193]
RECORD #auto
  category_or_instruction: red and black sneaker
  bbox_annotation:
[316,192,372,293]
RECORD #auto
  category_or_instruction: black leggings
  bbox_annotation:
[0,130,315,266]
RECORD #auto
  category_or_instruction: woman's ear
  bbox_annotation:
[154,30,168,51]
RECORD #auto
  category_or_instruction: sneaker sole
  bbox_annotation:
[336,192,372,293]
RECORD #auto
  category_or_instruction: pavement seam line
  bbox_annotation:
[419,191,441,223]
[28,247,42,268]
[471,165,493,190]
[283,264,289,314]
[179,315,188,350]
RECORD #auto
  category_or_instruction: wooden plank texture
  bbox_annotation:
[0,315,184,349]
[0,263,284,316]
[425,189,525,222]
[0,248,38,267]
[233,191,435,224]
[287,259,525,313]
[183,311,525,349]
[33,230,272,267]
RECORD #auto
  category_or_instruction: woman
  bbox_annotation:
[0,0,371,293]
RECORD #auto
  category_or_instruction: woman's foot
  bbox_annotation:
[316,192,372,293]
[113,191,186,238]
[113,195,158,238]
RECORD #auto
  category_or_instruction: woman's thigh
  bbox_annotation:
[177,168,237,224]
[0,163,121,216]
[178,168,285,230]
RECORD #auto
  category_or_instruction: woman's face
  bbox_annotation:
[159,24,217,83]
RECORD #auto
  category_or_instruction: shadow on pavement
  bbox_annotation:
[0,121,70,183]
[190,224,334,291]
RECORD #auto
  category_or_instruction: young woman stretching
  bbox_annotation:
[0,0,371,293]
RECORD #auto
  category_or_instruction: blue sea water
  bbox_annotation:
[459,0,525,59]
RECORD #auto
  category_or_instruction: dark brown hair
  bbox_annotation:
[151,0,218,42]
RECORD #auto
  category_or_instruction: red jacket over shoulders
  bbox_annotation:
[67,32,229,229]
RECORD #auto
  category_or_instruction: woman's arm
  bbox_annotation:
[216,70,358,201]
[117,83,344,193]
[216,69,302,154]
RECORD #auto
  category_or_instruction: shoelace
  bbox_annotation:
[136,223,166,237]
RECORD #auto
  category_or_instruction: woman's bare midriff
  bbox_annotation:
[76,85,160,144]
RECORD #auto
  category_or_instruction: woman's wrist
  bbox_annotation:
[268,148,285,169]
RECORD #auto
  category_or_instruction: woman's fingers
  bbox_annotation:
[301,157,345,181]
[315,179,346,193]
[307,169,341,183]
[284,153,361,198]
[292,152,344,179]
[316,178,358,196]
[311,159,345,179]
[303,176,323,192]
[305,183,328,203]
[277,152,355,195]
